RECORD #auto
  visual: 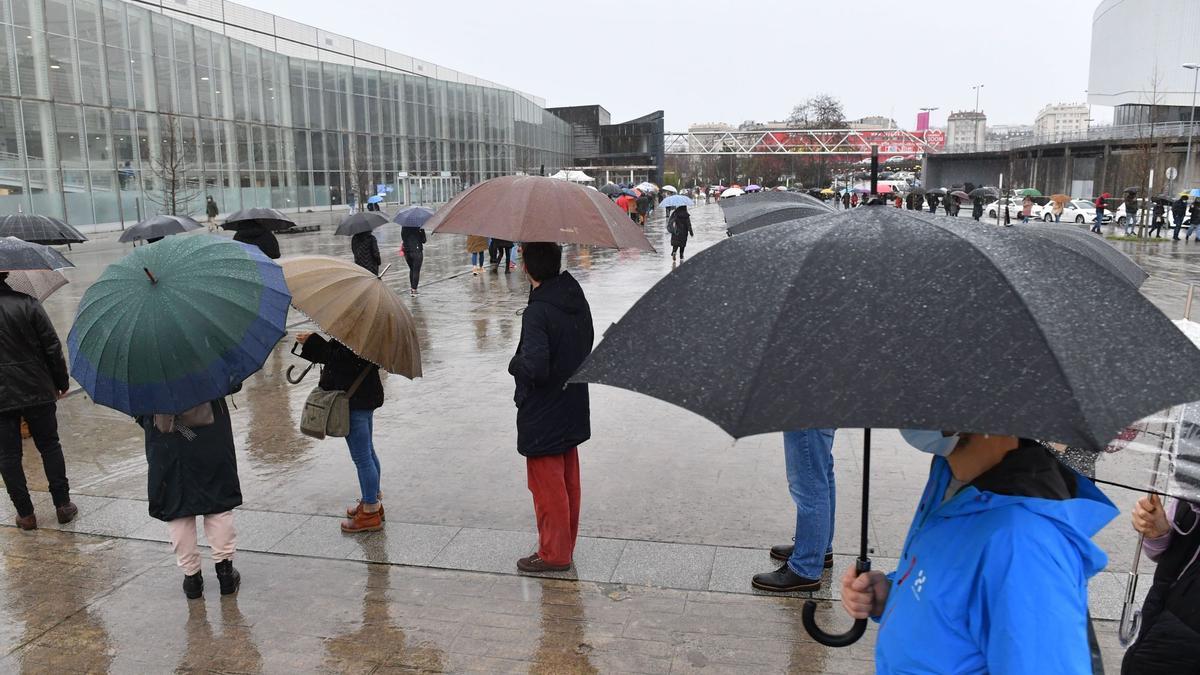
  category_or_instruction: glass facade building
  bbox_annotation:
[0,0,573,226]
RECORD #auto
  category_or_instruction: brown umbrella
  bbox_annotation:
[1051,193,1071,203]
[281,256,422,378]
[425,175,654,251]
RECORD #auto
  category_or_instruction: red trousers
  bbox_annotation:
[526,447,580,566]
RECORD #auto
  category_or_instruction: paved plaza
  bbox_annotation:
[1,203,1193,672]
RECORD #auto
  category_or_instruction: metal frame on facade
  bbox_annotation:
[664,129,936,155]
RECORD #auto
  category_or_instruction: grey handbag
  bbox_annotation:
[300,367,369,440]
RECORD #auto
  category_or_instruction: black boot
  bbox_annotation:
[215,560,240,596]
[182,571,204,600]
[751,564,821,592]
[769,544,834,568]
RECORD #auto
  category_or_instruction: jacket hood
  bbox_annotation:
[935,448,1116,577]
[529,270,587,316]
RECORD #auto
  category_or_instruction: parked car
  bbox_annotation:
[1044,199,1111,224]
[985,198,1043,220]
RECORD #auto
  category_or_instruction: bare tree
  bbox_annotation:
[787,95,847,129]
[146,116,200,216]
[348,136,373,210]
[1129,69,1166,235]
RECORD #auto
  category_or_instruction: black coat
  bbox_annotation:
[1173,199,1188,224]
[351,232,381,274]
[299,334,383,410]
[669,210,693,247]
[1121,504,1200,674]
[142,398,242,521]
[400,227,426,252]
[0,283,69,413]
[508,271,593,457]
[233,227,281,259]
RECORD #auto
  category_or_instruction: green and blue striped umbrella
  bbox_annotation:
[68,234,290,415]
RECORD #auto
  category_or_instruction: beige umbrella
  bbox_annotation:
[280,256,422,378]
[6,269,68,302]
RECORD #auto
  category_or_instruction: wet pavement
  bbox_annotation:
[0,203,1190,672]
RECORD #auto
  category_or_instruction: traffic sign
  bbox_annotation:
[1167,167,1179,181]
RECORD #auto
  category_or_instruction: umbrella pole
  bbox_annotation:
[1118,441,1167,646]
[802,428,871,647]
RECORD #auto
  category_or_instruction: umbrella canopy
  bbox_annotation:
[969,186,999,199]
[334,211,389,237]
[392,206,435,228]
[926,187,948,195]
[6,269,68,302]
[425,175,653,251]
[635,182,658,193]
[1154,194,1175,205]
[745,184,763,193]
[1016,188,1042,197]
[1191,189,1200,198]
[599,183,623,197]
[719,188,746,198]
[1122,187,1140,195]
[619,188,639,197]
[660,195,694,209]
[1051,193,1072,204]
[281,255,422,378]
[775,186,790,191]
[367,195,384,204]
[907,186,926,196]
[573,207,1200,450]
[950,190,970,201]
[615,194,636,212]
[820,188,837,195]
[0,213,88,245]
[721,194,834,230]
[0,236,74,271]
[726,204,836,236]
[661,185,678,193]
[221,207,295,232]
[1019,224,1148,288]
[68,234,291,415]
[117,215,203,243]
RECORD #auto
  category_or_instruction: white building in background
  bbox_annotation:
[1089,0,1200,124]
[1034,104,1091,136]
[946,111,987,151]
[848,115,897,130]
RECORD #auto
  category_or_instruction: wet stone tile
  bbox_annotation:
[342,521,460,566]
[430,527,539,575]
[611,540,716,591]
[266,516,363,559]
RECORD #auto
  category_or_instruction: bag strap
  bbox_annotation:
[346,366,372,397]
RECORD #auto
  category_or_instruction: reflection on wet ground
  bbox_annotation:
[0,205,1188,671]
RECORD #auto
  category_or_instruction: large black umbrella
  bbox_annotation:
[0,236,74,271]
[907,185,926,196]
[721,192,832,228]
[334,211,389,236]
[726,204,835,236]
[117,214,202,243]
[220,208,294,232]
[0,213,87,245]
[599,183,623,197]
[968,186,999,199]
[1019,224,1148,288]
[392,206,435,228]
[573,206,1200,646]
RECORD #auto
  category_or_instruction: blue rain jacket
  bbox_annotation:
[874,451,1117,674]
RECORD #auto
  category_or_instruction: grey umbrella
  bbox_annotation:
[220,207,295,232]
[599,183,623,197]
[0,213,88,245]
[725,204,835,236]
[334,211,389,236]
[969,186,999,199]
[1018,223,1148,288]
[117,214,203,243]
[722,193,832,229]
[573,206,1200,646]
[0,236,74,271]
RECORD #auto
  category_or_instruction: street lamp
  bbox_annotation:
[972,85,984,112]
[1183,63,1200,190]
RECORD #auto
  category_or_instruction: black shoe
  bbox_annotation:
[751,564,822,592]
[215,560,240,596]
[769,545,834,568]
[183,571,204,600]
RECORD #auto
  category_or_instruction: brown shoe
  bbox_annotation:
[516,554,571,573]
[345,501,384,521]
[340,507,383,533]
[15,513,36,530]
[56,502,78,524]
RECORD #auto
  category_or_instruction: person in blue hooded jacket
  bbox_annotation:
[841,431,1117,673]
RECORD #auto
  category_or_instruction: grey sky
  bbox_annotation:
[243,0,1110,130]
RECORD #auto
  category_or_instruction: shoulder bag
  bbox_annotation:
[300,367,370,440]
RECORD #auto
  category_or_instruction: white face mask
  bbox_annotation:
[900,429,960,457]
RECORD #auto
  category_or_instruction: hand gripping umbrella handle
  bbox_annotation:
[802,557,870,647]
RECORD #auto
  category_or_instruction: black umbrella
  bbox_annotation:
[1019,224,1148,288]
[968,186,999,199]
[726,204,835,236]
[0,213,87,245]
[573,206,1200,646]
[0,236,74,271]
[1154,194,1174,205]
[220,208,294,232]
[117,215,203,243]
[334,211,389,236]
[721,191,830,226]
[926,187,948,195]
[392,206,435,228]
[599,183,623,197]
[907,185,927,196]
[1123,187,1140,194]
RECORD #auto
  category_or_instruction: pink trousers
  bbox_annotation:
[166,511,237,575]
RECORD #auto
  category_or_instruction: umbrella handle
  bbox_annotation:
[802,557,870,647]
[286,362,314,384]
[1118,532,1147,646]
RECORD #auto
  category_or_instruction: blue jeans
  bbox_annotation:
[783,429,837,578]
[346,409,380,504]
[471,252,485,266]
[1125,215,1137,236]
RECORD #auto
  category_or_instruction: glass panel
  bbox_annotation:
[0,99,27,214]
[90,169,116,222]
[74,0,99,42]
[54,103,83,167]
[46,32,78,102]
[63,169,91,222]
[0,25,15,96]
[23,101,62,216]
[16,29,46,98]
[174,58,193,115]
[101,0,125,48]
[76,38,102,104]
[105,45,128,107]
[83,105,108,166]
[43,0,71,36]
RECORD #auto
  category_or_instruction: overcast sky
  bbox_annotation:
[244,0,1110,130]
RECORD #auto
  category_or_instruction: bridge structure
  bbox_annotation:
[663,128,944,156]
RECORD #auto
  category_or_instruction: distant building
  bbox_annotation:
[946,111,987,151]
[986,124,1035,140]
[547,105,664,185]
[688,122,735,133]
[848,115,897,130]
[1034,104,1091,136]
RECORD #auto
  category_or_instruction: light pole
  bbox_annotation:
[1183,63,1199,191]
[972,85,984,112]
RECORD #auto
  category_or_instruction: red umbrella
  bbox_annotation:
[616,194,637,213]
[427,176,653,251]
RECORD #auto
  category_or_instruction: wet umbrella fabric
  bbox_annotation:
[1017,188,1042,197]
[334,211,389,236]
[660,195,694,209]
[281,255,422,378]
[1020,224,1148,288]
[367,195,384,204]
[67,234,291,416]
[5,269,68,302]
[969,187,999,199]
[221,207,295,232]
[391,206,434,228]
[0,236,74,271]
[725,205,837,236]
[117,215,203,243]
[0,213,88,245]
[1051,193,1072,204]
[951,190,971,201]
[425,175,653,251]
[907,186,926,196]
[599,183,623,197]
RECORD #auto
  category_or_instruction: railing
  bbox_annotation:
[939,122,1200,154]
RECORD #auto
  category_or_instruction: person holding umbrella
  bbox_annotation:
[400,225,427,296]
[467,235,488,275]
[205,196,219,231]
[1093,193,1109,234]
[1188,199,1200,242]
[1124,192,1139,236]
[1173,194,1189,240]
[1150,199,1167,238]
[233,225,280,259]
[668,205,693,262]
[972,197,984,221]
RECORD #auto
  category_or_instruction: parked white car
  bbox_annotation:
[985,198,1043,221]
[1112,199,1150,226]
[1042,199,1110,224]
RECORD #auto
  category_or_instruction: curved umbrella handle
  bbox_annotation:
[802,557,871,648]
[285,363,314,385]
